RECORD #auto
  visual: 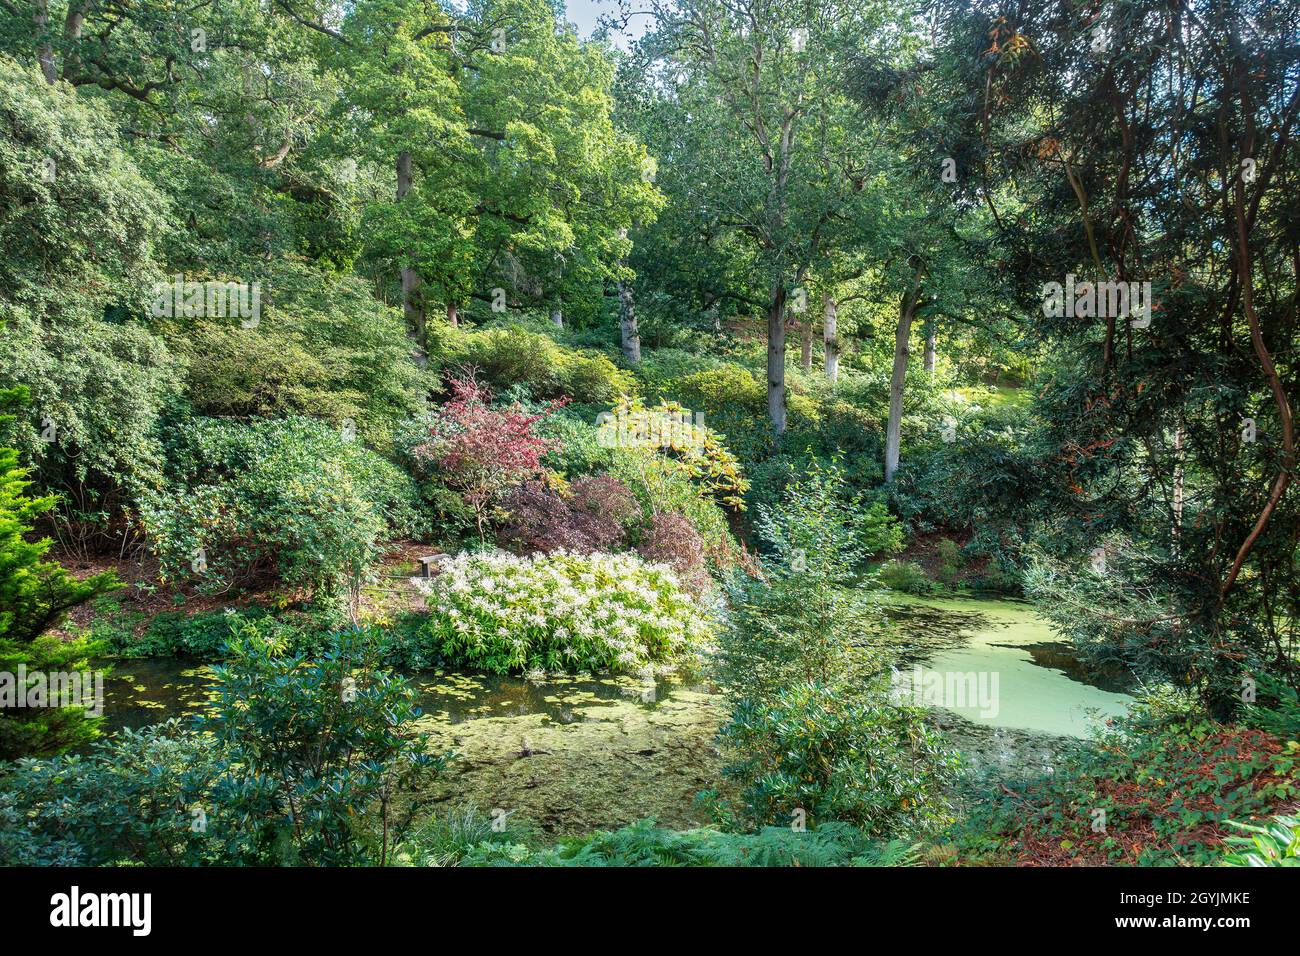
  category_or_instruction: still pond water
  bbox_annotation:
[96,595,1134,832]
[100,594,1133,739]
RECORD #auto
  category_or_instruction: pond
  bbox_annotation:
[96,595,1134,833]
[884,595,1134,738]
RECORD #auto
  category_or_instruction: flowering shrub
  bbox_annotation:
[410,374,557,539]
[501,475,639,555]
[409,551,710,674]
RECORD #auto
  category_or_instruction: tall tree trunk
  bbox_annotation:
[396,151,425,344]
[446,301,458,327]
[800,309,813,373]
[767,280,788,441]
[550,306,563,328]
[884,264,925,483]
[823,293,838,385]
[61,2,87,79]
[35,0,57,83]
[706,297,721,332]
[924,317,936,374]
[618,282,640,364]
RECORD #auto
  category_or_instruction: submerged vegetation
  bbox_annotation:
[0,0,1296,878]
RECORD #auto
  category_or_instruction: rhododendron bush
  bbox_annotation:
[407,551,711,674]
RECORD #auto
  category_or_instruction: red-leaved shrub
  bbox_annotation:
[502,475,638,555]
[636,511,712,595]
[411,373,557,539]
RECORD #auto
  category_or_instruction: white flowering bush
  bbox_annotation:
[408,551,711,674]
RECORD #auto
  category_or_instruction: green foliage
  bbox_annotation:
[934,538,964,586]
[0,632,108,761]
[604,449,738,567]
[0,719,224,865]
[0,55,178,537]
[1244,676,1300,740]
[164,260,429,448]
[391,805,534,866]
[0,627,450,866]
[714,461,897,703]
[94,603,345,661]
[0,414,116,644]
[597,397,750,509]
[140,416,421,599]
[535,412,616,477]
[1222,815,1300,867]
[716,681,958,835]
[400,550,710,674]
[970,694,1300,866]
[711,460,954,834]
[440,326,636,407]
[0,55,168,309]
[456,817,920,867]
[201,623,449,865]
[673,363,818,461]
[877,560,938,595]
[0,310,181,524]
[0,385,117,758]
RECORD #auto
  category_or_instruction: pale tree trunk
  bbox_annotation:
[550,306,563,328]
[924,317,936,374]
[62,3,87,79]
[446,302,458,327]
[800,309,813,373]
[396,151,425,344]
[884,265,925,483]
[618,282,640,364]
[766,280,788,441]
[706,298,721,332]
[823,294,839,385]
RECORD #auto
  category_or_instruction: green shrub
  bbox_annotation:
[713,461,896,704]
[605,450,737,565]
[443,327,636,406]
[934,538,964,586]
[0,719,223,865]
[402,550,710,674]
[710,461,954,834]
[537,412,616,477]
[0,627,450,866]
[0,309,180,525]
[165,261,429,449]
[632,348,724,398]
[877,560,938,595]
[716,681,958,835]
[674,363,821,460]
[100,605,346,660]
[202,623,449,865]
[141,416,421,599]
[597,398,749,509]
[0,386,118,758]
